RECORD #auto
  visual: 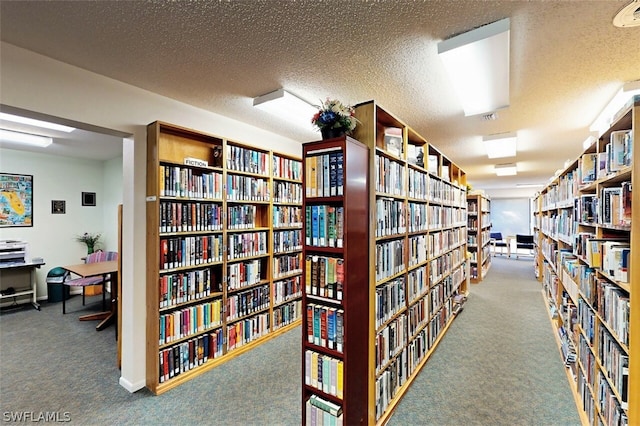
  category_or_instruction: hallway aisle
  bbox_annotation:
[387,256,581,426]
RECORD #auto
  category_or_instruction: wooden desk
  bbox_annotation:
[63,261,118,331]
[0,260,45,310]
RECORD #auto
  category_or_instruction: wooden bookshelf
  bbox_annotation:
[145,121,303,395]
[300,101,468,424]
[534,97,638,425]
[302,135,370,424]
[467,192,491,283]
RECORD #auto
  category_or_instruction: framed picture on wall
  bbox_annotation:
[51,200,66,214]
[82,191,96,206]
[0,172,33,227]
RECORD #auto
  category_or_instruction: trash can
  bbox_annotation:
[46,267,70,303]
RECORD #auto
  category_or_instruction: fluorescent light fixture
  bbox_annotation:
[253,89,318,131]
[0,128,53,147]
[483,132,517,158]
[438,18,510,116]
[0,112,75,132]
[494,163,517,176]
[589,80,640,135]
[516,183,544,188]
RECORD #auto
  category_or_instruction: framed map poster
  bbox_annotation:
[0,173,33,227]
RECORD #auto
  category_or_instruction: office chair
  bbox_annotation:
[490,232,508,255]
[62,250,118,314]
[515,234,535,259]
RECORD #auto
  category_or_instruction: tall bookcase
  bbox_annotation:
[467,192,491,283]
[301,101,469,425]
[302,135,370,424]
[146,121,303,395]
[534,98,638,425]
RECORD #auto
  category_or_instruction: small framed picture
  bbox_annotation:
[51,200,66,214]
[82,192,96,206]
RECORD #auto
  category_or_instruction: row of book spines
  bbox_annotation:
[305,256,344,301]
[273,230,303,254]
[375,198,406,236]
[597,372,628,425]
[273,275,302,302]
[227,231,268,260]
[590,280,629,346]
[375,346,409,420]
[305,396,343,426]
[304,350,344,398]
[273,253,303,277]
[376,315,408,370]
[306,205,344,248]
[273,300,302,329]
[226,312,270,351]
[376,155,405,195]
[273,181,303,204]
[273,205,302,227]
[159,165,223,198]
[158,330,224,383]
[226,144,270,176]
[159,269,217,308]
[376,299,454,419]
[226,284,270,321]
[375,277,406,329]
[225,174,270,201]
[598,183,632,227]
[273,155,302,181]
[579,129,633,184]
[159,300,223,345]
[581,239,630,283]
[375,240,405,281]
[160,236,223,270]
[227,259,262,290]
[306,304,344,352]
[305,151,344,198]
[597,323,629,382]
[160,201,223,233]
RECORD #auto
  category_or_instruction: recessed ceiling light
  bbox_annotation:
[495,163,517,176]
[483,132,517,158]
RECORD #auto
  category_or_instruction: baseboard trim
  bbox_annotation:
[119,376,145,393]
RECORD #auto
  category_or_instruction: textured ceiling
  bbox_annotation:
[1,0,639,198]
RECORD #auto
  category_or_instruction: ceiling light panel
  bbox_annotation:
[483,132,517,158]
[0,128,53,147]
[438,18,510,116]
[0,112,75,133]
[253,89,318,132]
[494,163,517,176]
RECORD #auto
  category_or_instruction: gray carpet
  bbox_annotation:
[0,256,579,425]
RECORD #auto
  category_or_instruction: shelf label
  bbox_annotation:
[184,157,208,167]
[146,196,157,202]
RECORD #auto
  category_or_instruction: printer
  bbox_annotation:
[0,239,31,265]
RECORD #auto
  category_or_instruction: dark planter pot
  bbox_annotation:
[321,127,346,140]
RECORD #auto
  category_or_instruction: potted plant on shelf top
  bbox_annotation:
[312,98,359,140]
[76,232,102,254]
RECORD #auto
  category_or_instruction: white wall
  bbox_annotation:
[491,198,532,237]
[1,41,302,393]
[0,149,122,297]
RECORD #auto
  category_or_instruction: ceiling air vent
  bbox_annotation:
[613,0,640,28]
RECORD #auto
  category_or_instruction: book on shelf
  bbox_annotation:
[427,154,438,174]
[384,127,403,157]
[579,153,597,184]
[599,186,623,226]
[608,129,632,172]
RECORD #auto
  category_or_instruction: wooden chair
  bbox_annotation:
[515,234,535,259]
[62,250,118,314]
[490,232,508,255]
